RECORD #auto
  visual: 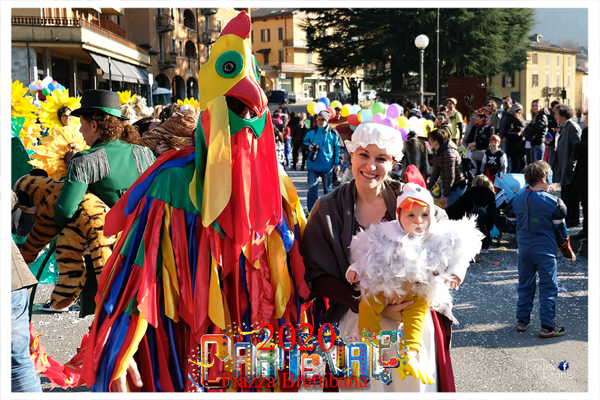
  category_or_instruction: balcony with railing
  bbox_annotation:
[156,15,175,33]
[282,39,307,48]
[201,9,217,16]
[202,29,219,45]
[278,62,319,73]
[11,17,148,55]
[158,52,177,69]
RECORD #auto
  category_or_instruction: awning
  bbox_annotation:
[153,87,172,95]
[89,52,149,84]
[256,49,271,54]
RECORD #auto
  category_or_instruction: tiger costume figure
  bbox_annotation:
[14,171,113,309]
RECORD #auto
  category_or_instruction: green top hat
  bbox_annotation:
[70,89,128,120]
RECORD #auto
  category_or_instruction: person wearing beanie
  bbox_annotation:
[345,166,483,389]
[303,109,341,211]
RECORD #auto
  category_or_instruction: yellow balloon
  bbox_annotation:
[341,104,351,117]
[357,109,363,123]
[307,101,316,115]
[397,116,409,128]
[423,120,434,136]
[330,100,342,109]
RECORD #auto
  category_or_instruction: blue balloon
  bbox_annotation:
[319,97,331,107]
[47,82,57,91]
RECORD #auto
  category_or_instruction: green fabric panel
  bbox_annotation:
[11,137,33,188]
[134,230,146,267]
[146,162,200,214]
[124,295,139,315]
[228,107,267,139]
[120,219,140,256]
[194,112,208,212]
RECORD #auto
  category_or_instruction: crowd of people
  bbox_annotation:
[10,21,587,391]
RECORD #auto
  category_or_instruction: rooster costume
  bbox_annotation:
[79,12,310,391]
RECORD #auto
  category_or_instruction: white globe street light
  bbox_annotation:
[414,34,429,105]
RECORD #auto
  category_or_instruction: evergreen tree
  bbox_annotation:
[300,8,535,102]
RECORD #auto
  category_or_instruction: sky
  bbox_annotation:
[533,8,588,46]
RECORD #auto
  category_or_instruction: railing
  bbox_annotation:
[201,9,217,15]
[278,62,319,73]
[156,15,175,32]
[158,52,177,69]
[12,17,148,55]
[100,19,126,39]
[282,39,307,48]
[202,29,219,44]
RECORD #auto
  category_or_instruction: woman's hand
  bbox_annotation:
[155,141,171,156]
[445,274,462,289]
[380,300,415,323]
[439,195,448,208]
[111,357,143,392]
[467,142,476,151]
[346,270,359,284]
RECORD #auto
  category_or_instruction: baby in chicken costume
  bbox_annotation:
[346,169,483,384]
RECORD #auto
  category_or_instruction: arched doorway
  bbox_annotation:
[183,9,196,30]
[187,77,199,100]
[172,75,186,101]
[153,73,172,105]
[185,41,197,59]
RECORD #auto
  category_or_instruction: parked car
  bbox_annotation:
[363,90,377,101]
[327,91,352,104]
[288,93,297,104]
[266,90,289,105]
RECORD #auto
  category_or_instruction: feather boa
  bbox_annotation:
[349,216,483,307]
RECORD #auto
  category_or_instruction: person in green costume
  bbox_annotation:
[48,90,155,315]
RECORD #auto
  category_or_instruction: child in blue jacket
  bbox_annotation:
[506,160,575,338]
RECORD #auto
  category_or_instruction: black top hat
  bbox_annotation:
[70,89,128,120]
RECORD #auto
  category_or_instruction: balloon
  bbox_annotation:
[418,117,426,127]
[372,102,386,115]
[319,97,331,107]
[330,100,342,109]
[307,101,316,115]
[341,104,352,117]
[326,107,336,118]
[408,116,420,126]
[381,117,396,128]
[42,88,50,96]
[351,104,362,114]
[28,83,38,93]
[360,109,373,122]
[349,125,357,131]
[37,82,44,91]
[42,76,53,86]
[397,116,409,128]
[372,113,385,124]
[357,110,363,123]
[304,119,311,127]
[392,118,399,129]
[47,82,57,91]
[423,120,434,135]
[399,127,410,141]
[348,114,360,126]
[386,103,402,119]
[313,102,326,114]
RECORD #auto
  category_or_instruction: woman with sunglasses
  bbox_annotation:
[484,100,501,132]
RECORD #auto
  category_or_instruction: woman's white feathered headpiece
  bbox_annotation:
[344,122,404,161]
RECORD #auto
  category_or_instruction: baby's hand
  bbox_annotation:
[445,274,462,289]
[347,270,359,284]
[570,253,576,262]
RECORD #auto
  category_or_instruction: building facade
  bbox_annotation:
[250,8,363,100]
[490,36,579,120]
[575,54,588,113]
[12,7,153,99]
[121,7,247,104]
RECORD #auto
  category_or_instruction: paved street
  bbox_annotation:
[31,154,588,393]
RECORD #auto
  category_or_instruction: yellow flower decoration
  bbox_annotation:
[20,118,43,150]
[29,124,89,180]
[39,89,81,129]
[118,90,136,105]
[176,97,200,113]
[11,80,38,120]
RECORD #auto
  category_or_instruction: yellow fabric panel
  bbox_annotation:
[111,315,148,385]
[265,229,291,319]
[161,204,180,322]
[208,256,226,329]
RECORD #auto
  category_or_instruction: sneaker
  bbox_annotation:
[481,248,489,254]
[41,301,70,313]
[539,324,566,338]
[516,321,532,332]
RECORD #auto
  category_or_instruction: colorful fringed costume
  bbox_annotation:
[80,11,310,392]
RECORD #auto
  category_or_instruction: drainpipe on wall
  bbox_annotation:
[26,42,32,82]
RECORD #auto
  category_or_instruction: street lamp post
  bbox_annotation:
[414,34,429,106]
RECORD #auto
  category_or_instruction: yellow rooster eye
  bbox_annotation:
[216,51,244,79]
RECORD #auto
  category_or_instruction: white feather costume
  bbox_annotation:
[348,214,483,310]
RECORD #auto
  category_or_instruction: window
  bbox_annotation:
[532,52,537,64]
[264,52,269,65]
[279,49,284,63]
[261,29,270,42]
[169,8,175,22]
[307,52,313,64]
[532,74,539,87]
[545,72,549,87]
[203,16,209,32]
[178,8,182,24]
[251,30,254,43]
[556,54,560,67]
[546,53,549,65]
[556,73,560,87]
[278,27,284,41]
[171,37,176,53]
[157,8,163,16]
[568,55,571,67]
[502,74,513,87]
[158,34,164,61]
[216,19,222,33]
[179,40,183,57]
[567,74,571,87]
